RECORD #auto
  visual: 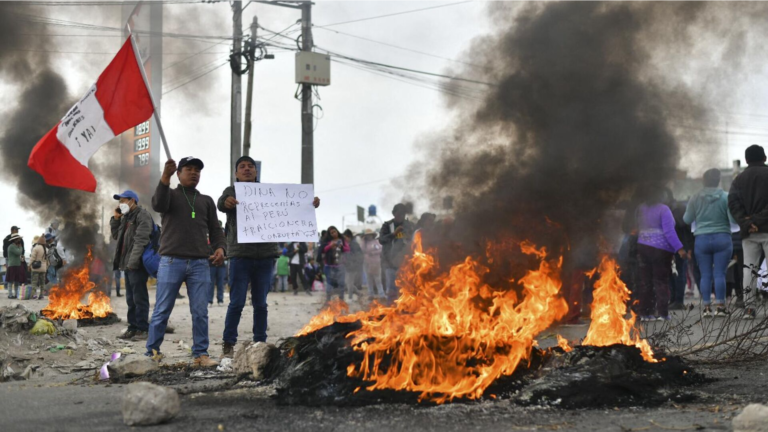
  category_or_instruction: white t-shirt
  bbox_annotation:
[290,244,300,265]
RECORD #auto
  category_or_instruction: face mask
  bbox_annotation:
[119,203,131,214]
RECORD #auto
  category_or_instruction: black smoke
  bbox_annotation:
[416,2,726,268]
[0,3,117,259]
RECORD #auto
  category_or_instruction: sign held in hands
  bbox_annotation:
[235,183,318,243]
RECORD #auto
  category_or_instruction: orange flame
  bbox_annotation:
[325,234,569,403]
[557,335,573,352]
[41,248,112,320]
[582,255,656,362]
[296,299,356,336]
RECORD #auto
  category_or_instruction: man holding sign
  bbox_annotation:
[218,156,320,358]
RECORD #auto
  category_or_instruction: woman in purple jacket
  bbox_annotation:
[636,187,686,321]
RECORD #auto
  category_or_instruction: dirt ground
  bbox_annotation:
[0,284,766,431]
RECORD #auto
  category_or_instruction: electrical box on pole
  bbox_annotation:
[356,205,365,223]
[295,52,331,86]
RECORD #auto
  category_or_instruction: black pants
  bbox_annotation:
[125,268,150,332]
[289,263,305,292]
[637,244,673,317]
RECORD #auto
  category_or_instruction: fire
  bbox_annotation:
[333,234,568,403]
[296,299,355,336]
[582,255,656,362]
[41,248,112,320]
[557,335,573,352]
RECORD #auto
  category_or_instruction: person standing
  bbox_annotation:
[636,187,686,321]
[684,169,736,317]
[342,229,364,300]
[146,157,226,367]
[218,156,320,358]
[729,145,768,303]
[6,234,24,299]
[110,190,154,341]
[668,191,694,310]
[286,242,309,295]
[3,226,22,295]
[208,222,227,306]
[379,204,415,303]
[362,230,385,300]
[29,235,48,299]
[276,252,290,292]
[321,226,349,302]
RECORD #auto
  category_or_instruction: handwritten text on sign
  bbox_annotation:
[235,183,318,243]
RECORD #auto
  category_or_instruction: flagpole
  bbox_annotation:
[126,24,172,161]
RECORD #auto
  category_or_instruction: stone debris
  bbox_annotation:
[107,354,160,378]
[217,358,233,373]
[0,304,37,332]
[122,382,180,426]
[233,341,277,380]
[734,404,768,432]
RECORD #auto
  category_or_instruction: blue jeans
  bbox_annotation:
[147,256,211,357]
[47,267,57,285]
[324,265,346,302]
[209,264,226,304]
[223,257,274,344]
[114,269,122,295]
[694,233,733,306]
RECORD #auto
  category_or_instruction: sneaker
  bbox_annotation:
[222,342,235,359]
[656,315,672,321]
[193,355,219,367]
[744,308,757,320]
[145,350,164,362]
[131,330,148,341]
[702,307,713,318]
[118,330,138,340]
[116,293,123,297]
[218,302,224,307]
[668,302,684,311]
[639,316,654,322]
[715,307,731,318]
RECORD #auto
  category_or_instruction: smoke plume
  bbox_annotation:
[414,2,749,268]
[0,3,117,259]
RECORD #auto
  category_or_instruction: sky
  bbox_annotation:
[2,1,768,244]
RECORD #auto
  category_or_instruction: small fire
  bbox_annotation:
[582,255,656,362]
[296,299,354,336]
[557,334,573,352]
[41,248,112,320]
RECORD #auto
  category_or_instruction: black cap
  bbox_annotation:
[177,156,204,171]
[235,156,257,170]
[11,226,19,231]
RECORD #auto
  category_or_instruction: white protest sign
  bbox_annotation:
[235,183,318,243]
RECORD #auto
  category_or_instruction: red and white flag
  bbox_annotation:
[28,37,153,192]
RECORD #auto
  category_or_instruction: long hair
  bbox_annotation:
[326,225,345,245]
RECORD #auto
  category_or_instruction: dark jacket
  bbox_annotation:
[3,234,24,259]
[670,201,694,251]
[379,218,415,269]
[728,164,768,238]
[286,242,308,267]
[343,239,364,272]
[217,185,279,260]
[110,205,154,271]
[152,182,226,258]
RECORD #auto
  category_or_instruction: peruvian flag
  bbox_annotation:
[28,37,153,192]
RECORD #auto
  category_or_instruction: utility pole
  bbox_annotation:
[300,1,313,185]
[230,0,243,184]
[243,16,257,157]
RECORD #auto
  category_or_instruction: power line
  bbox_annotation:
[315,1,474,28]
[163,61,228,95]
[14,0,204,5]
[314,26,485,71]
[0,48,228,55]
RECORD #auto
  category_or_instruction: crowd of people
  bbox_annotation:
[2,222,64,300]
[609,144,768,323]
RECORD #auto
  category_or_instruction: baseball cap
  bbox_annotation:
[44,234,53,241]
[11,226,20,231]
[113,190,139,203]
[177,156,204,171]
[235,155,257,169]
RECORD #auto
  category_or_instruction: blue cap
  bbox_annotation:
[44,234,53,241]
[113,190,139,203]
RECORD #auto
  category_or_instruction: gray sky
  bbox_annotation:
[2,1,768,244]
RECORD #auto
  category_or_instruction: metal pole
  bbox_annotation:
[231,0,243,184]
[243,16,257,157]
[300,1,313,185]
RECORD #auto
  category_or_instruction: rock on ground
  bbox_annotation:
[122,382,180,426]
[107,354,159,378]
[734,404,768,432]
[233,341,277,380]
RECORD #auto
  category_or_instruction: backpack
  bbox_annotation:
[141,223,161,278]
[48,247,63,270]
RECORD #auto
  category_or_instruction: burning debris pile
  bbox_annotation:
[41,248,116,324]
[260,237,702,408]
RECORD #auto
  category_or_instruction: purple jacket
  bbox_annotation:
[637,203,683,253]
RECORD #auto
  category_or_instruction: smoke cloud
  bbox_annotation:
[0,3,117,259]
[411,2,755,269]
